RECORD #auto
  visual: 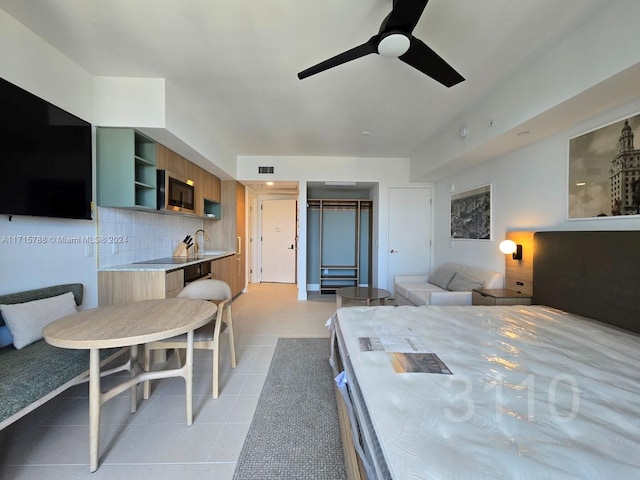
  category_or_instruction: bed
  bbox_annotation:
[329,231,640,479]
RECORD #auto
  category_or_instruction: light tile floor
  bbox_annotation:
[0,283,337,480]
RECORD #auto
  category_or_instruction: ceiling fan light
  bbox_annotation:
[378,33,410,58]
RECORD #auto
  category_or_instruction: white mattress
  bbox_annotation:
[333,305,640,479]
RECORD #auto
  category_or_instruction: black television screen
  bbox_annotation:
[0,77,92,220]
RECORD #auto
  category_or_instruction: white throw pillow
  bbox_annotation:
[0,292,77,349]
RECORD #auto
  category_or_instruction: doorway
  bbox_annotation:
[260,199,297,283]
[388,187,432,293]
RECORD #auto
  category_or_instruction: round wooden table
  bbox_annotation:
[43,298,217,472]
[336,286,391,307]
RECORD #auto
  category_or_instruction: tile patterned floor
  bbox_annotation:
[0,284,337,479]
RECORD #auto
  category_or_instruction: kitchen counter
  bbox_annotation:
[99,251,235,272]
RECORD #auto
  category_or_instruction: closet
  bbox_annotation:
[307,199,372,293]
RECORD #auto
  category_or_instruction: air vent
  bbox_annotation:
[258,166,274,174]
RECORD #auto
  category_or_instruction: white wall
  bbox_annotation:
[92,76,237,180]
[412,0,640,181]
[433,96,640,274]
[236,155,429,298]
[0,10,99,306]
[93,77,166,127]
[0,11,225,306]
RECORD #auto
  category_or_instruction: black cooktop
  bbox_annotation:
[133,257,193,264]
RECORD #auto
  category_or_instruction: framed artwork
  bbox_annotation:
[450,184,492,240]
[569,113,640,218]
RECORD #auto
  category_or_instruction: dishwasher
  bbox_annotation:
[183,261,211,285]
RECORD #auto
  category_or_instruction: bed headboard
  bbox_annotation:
[533,231,640,334]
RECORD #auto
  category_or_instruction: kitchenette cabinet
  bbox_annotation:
[156,143,221,217]
[209,180,245,296]
[96,128,157,210]
[98,254,236,306]
[211,255,235,289]
[235,182,246,296]
[98,269,184,306]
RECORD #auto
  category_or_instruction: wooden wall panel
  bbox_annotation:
[504,231,534,296]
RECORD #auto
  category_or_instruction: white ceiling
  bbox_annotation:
[0,0,607,163]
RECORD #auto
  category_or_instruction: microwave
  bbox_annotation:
[157,170,195,214]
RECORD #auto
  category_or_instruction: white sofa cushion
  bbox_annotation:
[395,281,442,299]
[407,289,436,306]
[394,263,503,307]
[429,290,473,306]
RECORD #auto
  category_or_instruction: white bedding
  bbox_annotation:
[332,305,640,479]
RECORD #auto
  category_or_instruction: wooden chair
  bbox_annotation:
[143,279,237,399]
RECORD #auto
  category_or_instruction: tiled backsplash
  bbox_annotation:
[97,207,204,267]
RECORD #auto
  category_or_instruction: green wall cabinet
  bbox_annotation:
[97,128,157,209]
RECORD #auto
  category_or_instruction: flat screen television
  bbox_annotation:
[0,77,92,220]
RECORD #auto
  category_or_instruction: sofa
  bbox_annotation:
[0,283,125,430]
[394,262,503,306]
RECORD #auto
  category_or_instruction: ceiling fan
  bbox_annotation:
[297,0,464,87]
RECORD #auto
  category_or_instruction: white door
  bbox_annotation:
[261,199,297,283]
[388,187,432,293]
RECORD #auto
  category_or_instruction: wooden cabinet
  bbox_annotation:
[201,167,221,203]
[472,288,532,306]
[235,182,246,296]
[96,128,157,210]
[164,270,184,298]
[156,144,191,179]
[98,269,185,306]
[209,180,245,296]
[156,144,221,217]
[203,170,222,218]
[211,255,235,287]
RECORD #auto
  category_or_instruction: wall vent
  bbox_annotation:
[258,166,274,174]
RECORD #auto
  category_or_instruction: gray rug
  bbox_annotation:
[233,337,346,480]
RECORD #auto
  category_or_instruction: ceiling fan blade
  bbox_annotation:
[298,37,378,79]
[382,0,429,34]
[399,36,464,87]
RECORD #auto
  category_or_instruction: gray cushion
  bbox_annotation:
[0,341,120,423]
[428,268,456,289]
[447,272,483,291]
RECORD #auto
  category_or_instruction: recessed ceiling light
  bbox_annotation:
[576,182,586,186]
[517,130,530,136]
[360,131,371,136]
[266,181,274,186]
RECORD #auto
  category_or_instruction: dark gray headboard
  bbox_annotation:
[533,231,640,334]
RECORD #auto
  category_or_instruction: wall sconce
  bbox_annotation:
[499,239,523,260]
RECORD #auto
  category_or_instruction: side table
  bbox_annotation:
[472,288,532,306]
[336,286,391,307]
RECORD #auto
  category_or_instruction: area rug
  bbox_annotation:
[233,337,346,480]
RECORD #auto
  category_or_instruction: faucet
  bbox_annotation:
[193,229,210,256]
